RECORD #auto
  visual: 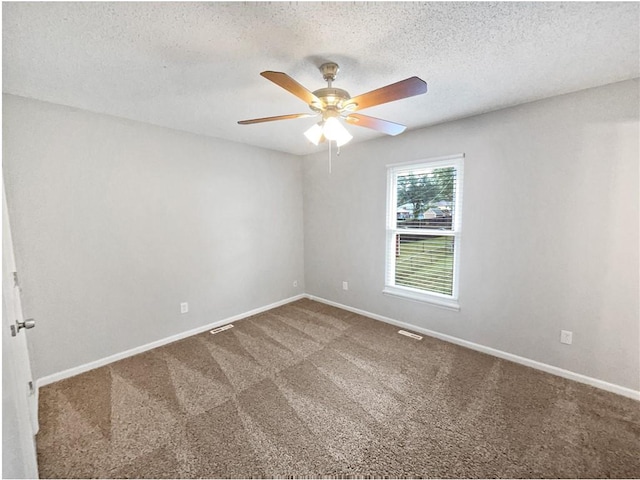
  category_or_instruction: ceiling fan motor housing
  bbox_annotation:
[311,63,354,113]
[310,87,351,112]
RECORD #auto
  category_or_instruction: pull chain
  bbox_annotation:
[326,141,342,174]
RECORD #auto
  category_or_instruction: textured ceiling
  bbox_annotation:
[3,2,639,156]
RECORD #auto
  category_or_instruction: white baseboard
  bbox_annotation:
[306,294,640,401]
[37,292,639,402]
[36,294,306,388]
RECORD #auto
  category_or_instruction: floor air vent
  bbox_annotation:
[398,330,423,340]
[210,324,234,335]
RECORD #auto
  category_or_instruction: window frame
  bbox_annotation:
[384,154,464,310]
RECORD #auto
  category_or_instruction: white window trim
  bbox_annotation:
[384,153,464,310]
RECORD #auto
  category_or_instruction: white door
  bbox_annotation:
[2,184,39,479]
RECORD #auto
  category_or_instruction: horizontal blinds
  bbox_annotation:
[395,166,458,231]
[394,234,455,296]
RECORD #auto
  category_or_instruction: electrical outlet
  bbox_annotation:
[293,280,298,288]
[560,330,572,345]
[342,281,349,291]
[180,302,188,314]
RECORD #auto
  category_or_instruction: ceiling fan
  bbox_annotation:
[238,62,428,147]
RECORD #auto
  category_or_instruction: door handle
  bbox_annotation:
[10,318,35,337]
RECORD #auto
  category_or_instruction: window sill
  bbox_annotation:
[383,287,460,311]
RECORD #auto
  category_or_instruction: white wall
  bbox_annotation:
[4,80,639,392]
[3,94,305,380]
[303,79,639,391]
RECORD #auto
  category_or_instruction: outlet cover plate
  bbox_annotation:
[560,330,572,344]
[180,302,188,314]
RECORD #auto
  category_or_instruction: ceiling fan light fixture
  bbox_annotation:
[323,117,352,146]
[304,123,324,145]
[335,130,353,147]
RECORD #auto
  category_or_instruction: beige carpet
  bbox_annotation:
[37,299,640,478]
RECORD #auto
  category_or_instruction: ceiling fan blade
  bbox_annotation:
[261,71,321,106]
[345,77,427,111]
[345,114,407,136]
[238,113,315,125]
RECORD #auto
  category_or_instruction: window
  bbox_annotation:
[385,154,464,309]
